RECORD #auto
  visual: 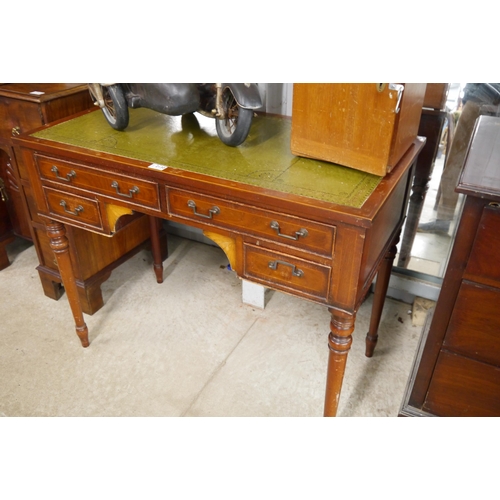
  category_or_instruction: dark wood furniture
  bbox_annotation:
[15,107,424,416]
[400,115,500,417]
[0,83,166,313]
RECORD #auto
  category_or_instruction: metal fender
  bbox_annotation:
[222,83,262,110]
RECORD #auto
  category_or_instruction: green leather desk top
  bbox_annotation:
[32,108,382,208]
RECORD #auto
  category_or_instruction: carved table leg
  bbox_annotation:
[324,309,355,417]
[149,216,164,284]
[46,221,89,347]
[365,233,400,358]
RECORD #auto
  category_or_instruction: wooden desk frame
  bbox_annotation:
[15,111,424,416]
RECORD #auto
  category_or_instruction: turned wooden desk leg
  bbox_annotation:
[46,221,89,348]
[324,310,355,417]
[365,234,400,358]
[149,216,164,284]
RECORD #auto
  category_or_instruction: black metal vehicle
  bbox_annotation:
[88,83,262,147]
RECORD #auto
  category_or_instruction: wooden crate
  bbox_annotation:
[291,83,427,176]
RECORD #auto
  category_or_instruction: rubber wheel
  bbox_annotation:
[215,88,253,146]
[102,85,129,130]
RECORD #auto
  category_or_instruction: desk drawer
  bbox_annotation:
[44,187,103,230]
[243,243,330,301]
[36,154,160,210]
[167,188,335,257]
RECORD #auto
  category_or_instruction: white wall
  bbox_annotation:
[258,83,293,116]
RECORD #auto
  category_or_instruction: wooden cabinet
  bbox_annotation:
[0,83,166,314]
[400,115,500,417]
[291,83,427,176]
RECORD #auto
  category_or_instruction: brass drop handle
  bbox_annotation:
[0,178,8,202]
[270,220,308,241]
[111,181,139,198]
[51,166,76,182]
[268,260,304,277]
[60,200,84,216]
[187,200,220,219]
[11,127,21,136]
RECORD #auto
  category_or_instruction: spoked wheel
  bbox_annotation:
[101,85,129,130]
[215,88,253,146]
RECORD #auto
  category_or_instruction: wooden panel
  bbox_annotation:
[291,83,426,176]
[464,204,500,287]
[68,215,151,281]
[423,83,449,110]
[423,351,500,416]
[443,282,500,366]
[167,188,335,257]
[243,243,330,302]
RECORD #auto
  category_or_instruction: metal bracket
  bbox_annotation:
[389,83,405,114]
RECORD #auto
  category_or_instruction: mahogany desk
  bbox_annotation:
[15,109,424,416]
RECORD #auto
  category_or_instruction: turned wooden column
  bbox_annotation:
[46,220,89,347]
[324,309,355,417]
[365,233,400,358]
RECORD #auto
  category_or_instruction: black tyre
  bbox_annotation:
[215,88,253,146]
[102,85,129,130]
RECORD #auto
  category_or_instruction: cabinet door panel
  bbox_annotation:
[443,282,500,366]
[464,205,500,287]
[424,351,500,417]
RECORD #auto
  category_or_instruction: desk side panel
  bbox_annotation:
[357,164,413,302]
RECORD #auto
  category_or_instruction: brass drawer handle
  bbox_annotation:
[270,220,308,241]
[60,200,84,216]
[51,166,76,182]
[187,200,220,219]
[111,181,140,198]
[268,260,304,277]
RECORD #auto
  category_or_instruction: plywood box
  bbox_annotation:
[291,83,427,176]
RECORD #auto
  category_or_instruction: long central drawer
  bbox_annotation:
[167,188,335,257]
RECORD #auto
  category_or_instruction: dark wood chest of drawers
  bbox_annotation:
[400,115,500,417]
[0,84,165,313]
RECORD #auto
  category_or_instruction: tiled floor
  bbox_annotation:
[0,232,424,417]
